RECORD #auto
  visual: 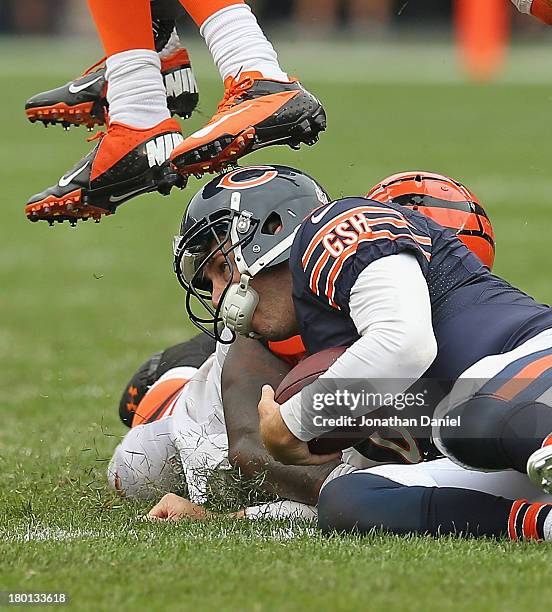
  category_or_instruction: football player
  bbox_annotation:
[113,308,552,536]
[116,172,552,538]
[114,165,493,504]
[125,340,551,539]
[172,164,552,539]
[114,328,544,528]
[108,332,331,521]
[24,0,324,225]
[110,325,552,534]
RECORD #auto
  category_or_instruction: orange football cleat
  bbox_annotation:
[25,118,185,225]
[170,72,326,176]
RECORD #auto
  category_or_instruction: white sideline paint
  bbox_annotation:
[0,528,100,543]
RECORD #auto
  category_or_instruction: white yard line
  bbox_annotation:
[0,527,101,543]
[0,523,317,543]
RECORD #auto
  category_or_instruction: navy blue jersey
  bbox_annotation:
[291,197,552,382]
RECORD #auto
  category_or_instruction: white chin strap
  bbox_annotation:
[221,274,260,338]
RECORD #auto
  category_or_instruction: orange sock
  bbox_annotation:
[531,0,552,24]
[88,0,155,56]
[177,0,245,27]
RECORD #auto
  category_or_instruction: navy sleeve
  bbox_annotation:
[296,197,432,311]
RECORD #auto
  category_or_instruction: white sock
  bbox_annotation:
[200,4,289,83]
[105,49,170,129]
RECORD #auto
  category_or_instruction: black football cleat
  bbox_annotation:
[25,49,198,130]
[170,71,326,177]
[25,118,186,225]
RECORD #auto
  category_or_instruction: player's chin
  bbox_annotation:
[251,316,289,342]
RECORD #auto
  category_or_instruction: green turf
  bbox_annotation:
[1,39,552,611]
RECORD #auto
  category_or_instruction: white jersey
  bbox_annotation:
[169,341,230,503]
[107,342,229,504]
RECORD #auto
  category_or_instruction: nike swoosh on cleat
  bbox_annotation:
[68,75,103,94]
[190,104,254,140]
[108,187,148,204]
[58,161,90,188]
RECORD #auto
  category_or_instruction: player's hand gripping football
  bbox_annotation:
[258,385,341,466]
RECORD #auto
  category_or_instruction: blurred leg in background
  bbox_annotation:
[294,0,339,34]
[348,0,393,34]
[12,0,65,33]
[294,0,393,35]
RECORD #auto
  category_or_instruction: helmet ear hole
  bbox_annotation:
[261,212,283,235]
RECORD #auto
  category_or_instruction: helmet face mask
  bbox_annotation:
[173,165,330,341]
[174,207,260,343]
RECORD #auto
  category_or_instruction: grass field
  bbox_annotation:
[2,37,552,611]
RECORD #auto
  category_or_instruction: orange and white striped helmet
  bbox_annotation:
[366,171,495,269]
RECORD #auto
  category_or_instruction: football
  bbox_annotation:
[275,346,366,454]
